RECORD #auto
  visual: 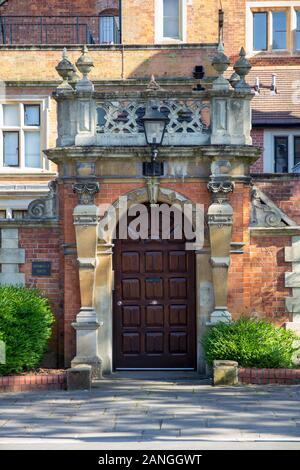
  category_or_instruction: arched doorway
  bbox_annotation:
[112,203,196,370]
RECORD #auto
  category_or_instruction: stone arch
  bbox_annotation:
[97,186,199,245]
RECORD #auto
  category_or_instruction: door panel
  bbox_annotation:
[114,206,196,370]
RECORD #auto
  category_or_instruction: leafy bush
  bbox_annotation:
[0,286,54,375]
[202,318,300,368]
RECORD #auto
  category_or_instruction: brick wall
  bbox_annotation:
[19,225,63,367]
[239,368,300,385]
[251,129,264,173]
[0,0,116,16]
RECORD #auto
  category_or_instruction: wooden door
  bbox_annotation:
[113,207,196,370]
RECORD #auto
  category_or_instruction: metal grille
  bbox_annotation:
[0,15,121,45]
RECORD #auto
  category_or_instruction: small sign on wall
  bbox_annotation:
[32,261,52,277]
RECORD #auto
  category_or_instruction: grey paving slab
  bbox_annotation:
[0,379,300,447]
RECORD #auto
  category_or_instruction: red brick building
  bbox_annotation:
[0,0,299,376]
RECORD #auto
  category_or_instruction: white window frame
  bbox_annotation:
[0,96,51,173]
[155,0,187,43]
[246,1,300,54]
[264,129,300,172]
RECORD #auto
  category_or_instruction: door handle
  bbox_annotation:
[117,301,123,306]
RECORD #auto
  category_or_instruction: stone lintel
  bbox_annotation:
[250,227,300,237]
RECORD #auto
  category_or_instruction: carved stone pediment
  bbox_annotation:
[27,180,58,220]
[250,186,297,228]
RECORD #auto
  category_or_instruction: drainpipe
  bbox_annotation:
[118,0,122,44]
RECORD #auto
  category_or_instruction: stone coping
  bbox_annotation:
[0,373,66,393]
[0,43,218,51]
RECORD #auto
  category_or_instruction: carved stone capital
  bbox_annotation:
[73,182,100,205]
[207,179,235,204]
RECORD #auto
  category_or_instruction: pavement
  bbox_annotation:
[0,372,300,450]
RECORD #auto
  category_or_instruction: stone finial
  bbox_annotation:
[229,71,240,89]
[76,45,95,92]
[69,63,81,87]
[211,43,230,91]
[55,48,74,90]
[146,75,163,92]
[233,47,252,92]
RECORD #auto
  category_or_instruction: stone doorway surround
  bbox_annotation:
[71,186,215,377]
[70,175,243,378]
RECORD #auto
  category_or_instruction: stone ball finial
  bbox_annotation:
[55,48,74,89]
[76,45,94,78]
[233,47,252,92]
[211,43,230,91]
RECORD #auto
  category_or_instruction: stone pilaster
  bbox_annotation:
[71,182,102,379]
[207,165,234,324]
[285,236,300,325]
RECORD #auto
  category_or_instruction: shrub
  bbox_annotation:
[0,286,54,375]
[202,318,300,368]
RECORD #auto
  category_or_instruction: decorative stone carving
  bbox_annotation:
[76,45,94,92]
[73,182,100,205]
[55,48,74,91]
[250,186,296,228]
[146,177,160,206]
[233,47,252,92]
[211,43,230,91]
[27,180,58,220]
[96,97,210,146]
[207,180,235,204]
[146,75,164,92]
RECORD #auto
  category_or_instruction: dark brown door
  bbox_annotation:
[113,208,196,370]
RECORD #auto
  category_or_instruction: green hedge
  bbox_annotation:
[202,318,300,368]
[0,286,54,375]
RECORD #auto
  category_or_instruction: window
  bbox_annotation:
[163,0,180,39]
[272,12,287,49]
[253,12,267,51]
[264,131,300,173]
[249,8,292,53]
[155,0,186,43]
[294,136,300,166]
[3,132,19,166]
[0,209,28,220]
[0,102,46,170]
[99,15,120,44]
[274,136,288,172]
[12,210,27,220]
[296,11,300,50]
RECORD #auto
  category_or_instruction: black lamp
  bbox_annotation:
[142,104,168,176]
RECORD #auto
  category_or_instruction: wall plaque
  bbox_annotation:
[32,261,52,277]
